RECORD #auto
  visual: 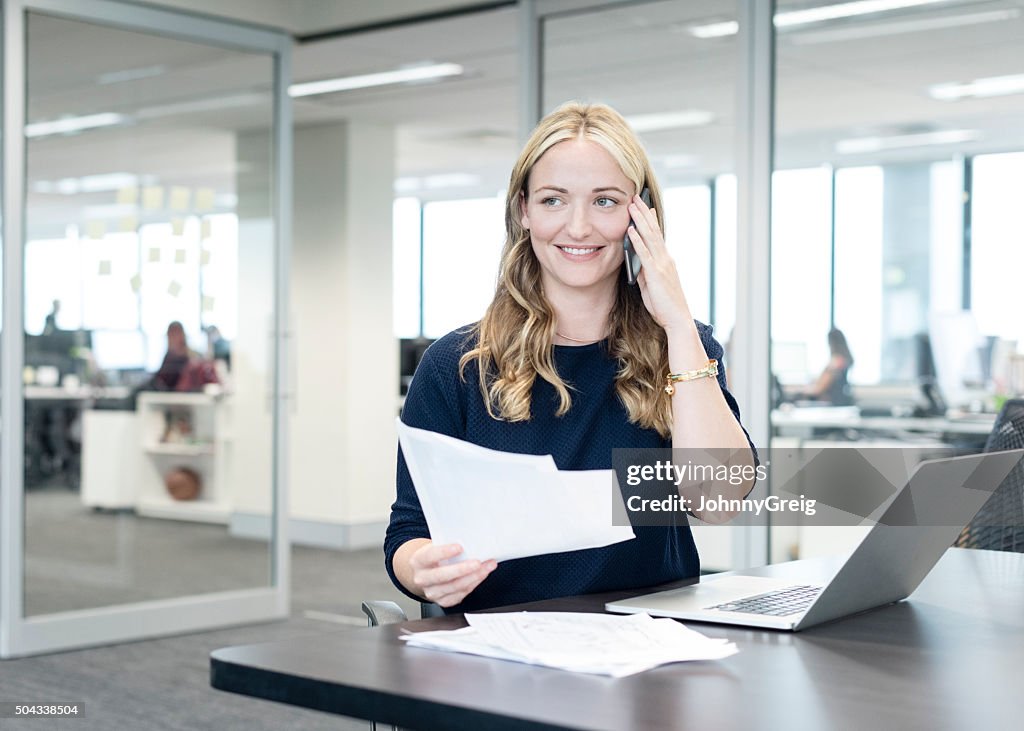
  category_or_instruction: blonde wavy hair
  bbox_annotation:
[459,101,672,437]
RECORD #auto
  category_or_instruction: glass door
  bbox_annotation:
[2,0,291,657]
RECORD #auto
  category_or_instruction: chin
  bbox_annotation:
[548,266,620,291]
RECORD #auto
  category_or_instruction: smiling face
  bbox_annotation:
[520,138,636,298]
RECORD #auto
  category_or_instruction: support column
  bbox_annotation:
[289,121,397,549]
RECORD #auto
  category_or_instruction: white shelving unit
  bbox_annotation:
[136,391,232,524]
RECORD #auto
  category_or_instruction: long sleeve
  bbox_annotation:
[384,335,468,600]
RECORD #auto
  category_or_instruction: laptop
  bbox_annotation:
[606,449,1024,631]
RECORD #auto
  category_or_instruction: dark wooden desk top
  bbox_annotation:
[211,548,1023,731]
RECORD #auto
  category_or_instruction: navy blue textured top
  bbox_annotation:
[385,322,751,613]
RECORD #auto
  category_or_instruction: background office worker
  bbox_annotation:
[386,102,756,612]
[798,328,854,405]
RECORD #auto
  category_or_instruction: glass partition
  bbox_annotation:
[771,0,1024,561]
[2,0,290,657]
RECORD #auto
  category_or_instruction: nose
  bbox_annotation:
[565,203,592,241]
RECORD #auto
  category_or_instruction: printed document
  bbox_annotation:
[396,418,635,562]
[401,612,738,677]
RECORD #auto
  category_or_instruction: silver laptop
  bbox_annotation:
[606,449,1023,631]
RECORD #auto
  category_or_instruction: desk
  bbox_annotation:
[23,386,132,487]
[211,548,1021,730]
[772,407,995,444]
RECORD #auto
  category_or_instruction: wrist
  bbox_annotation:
[661,312,696,338]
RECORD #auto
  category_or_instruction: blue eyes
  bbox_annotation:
[539,196,618,208]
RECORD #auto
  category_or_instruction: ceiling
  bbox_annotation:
[20,0,1024,233]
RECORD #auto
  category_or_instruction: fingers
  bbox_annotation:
[627,196,665,264]
[629,194,660,237]
[430,561,498,607]
[410,542,498,606]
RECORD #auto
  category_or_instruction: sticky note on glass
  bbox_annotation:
[202,295,215,312]
[142,186,164,210]
[119,216,138,232]
[167,280,182,297]
[147,247,161,263]
[98,260,112,275]
[200,218,212,240]
[195,188,216,211]
[116,186,138,205]
[169,186,191,212]
[171,217,185,236]
[199,248,211,266]
[174,248,186,264]
[85,220,106,239]
[129,274,142,292]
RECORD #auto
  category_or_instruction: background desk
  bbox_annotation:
[211,548,1021,731]
[772,407,995,444]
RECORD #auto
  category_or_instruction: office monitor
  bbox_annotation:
[399,338,435,395]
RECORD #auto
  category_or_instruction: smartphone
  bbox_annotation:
[623,187,651,285]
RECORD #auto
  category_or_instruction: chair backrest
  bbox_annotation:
[955,399,1024,552]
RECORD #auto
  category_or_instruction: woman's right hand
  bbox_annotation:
[397,539,497,607]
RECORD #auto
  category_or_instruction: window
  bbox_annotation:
[971,152,1024,342]
[772,167,833,380]
[663,185,712,324]
[24,214,238,371]
[833,166,883,384]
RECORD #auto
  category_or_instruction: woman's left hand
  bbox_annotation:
[626,194,692,332]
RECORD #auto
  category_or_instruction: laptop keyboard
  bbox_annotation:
[705,585,823,616]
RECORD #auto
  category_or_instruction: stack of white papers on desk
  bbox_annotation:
[400,612,738,677]
[396,419,635,562]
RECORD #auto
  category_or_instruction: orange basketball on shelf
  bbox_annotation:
[165,467,201,501]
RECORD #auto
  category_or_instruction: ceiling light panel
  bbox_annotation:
[289,63,464,98]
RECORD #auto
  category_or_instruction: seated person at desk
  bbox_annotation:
[145,321,218,392]
[794,328,854,406]
[385,102,757,613]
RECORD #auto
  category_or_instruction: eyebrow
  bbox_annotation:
[532,185,629,196]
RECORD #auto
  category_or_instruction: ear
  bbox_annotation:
[518,189,530,230]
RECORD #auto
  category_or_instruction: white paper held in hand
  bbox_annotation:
[396,418,635,563]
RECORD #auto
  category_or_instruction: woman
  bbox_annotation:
[800,328,854,406]
[385,102,756,612]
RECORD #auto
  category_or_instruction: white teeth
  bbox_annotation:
[560,246,597,256]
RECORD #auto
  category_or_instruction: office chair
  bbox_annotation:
[359,600,444,731]
[360,600,444,626]
[955,399,1024,553]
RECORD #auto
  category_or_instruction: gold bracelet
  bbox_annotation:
[664,359,718,395]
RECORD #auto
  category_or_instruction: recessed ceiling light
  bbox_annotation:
[289,63,464,98]
[688,0,957,39]
[929,73,1024,101]
[33,172,140,195]
[661,154,698,169]
[835,129,980,154]
[97,65,166,85]
[25,112,125,138]
[626,110,715,132]
[788,8,1020,45]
